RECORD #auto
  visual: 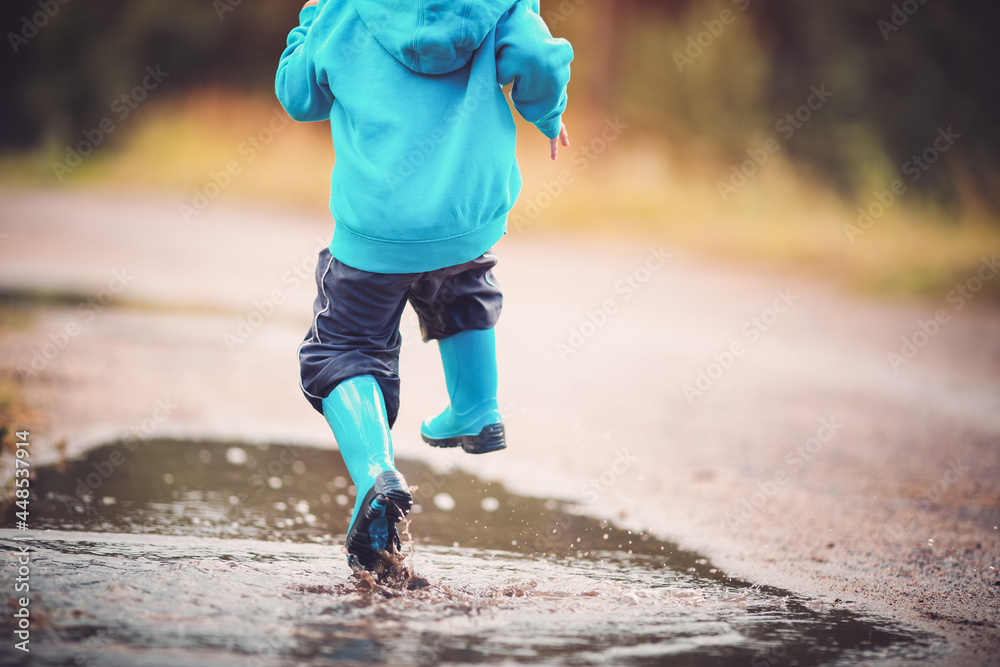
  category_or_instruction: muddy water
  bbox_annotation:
[2,440,941,666]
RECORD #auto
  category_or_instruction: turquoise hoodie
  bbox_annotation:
[276,0,573,273]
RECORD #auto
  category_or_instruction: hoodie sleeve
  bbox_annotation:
[495,0,573,139]
[275,5,335,123]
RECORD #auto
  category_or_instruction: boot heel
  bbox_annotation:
[346,470,412,570]
[378,470,413,516]
[464,422,506,454]
[421,422,506,454]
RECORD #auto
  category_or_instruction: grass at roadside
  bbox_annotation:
[0,339,47,503]
[2,90,997,301]
[0,373,36,457]
[0,303,42,461]
[0,303,62,503]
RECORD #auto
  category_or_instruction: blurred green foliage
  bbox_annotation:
[2,0,291,148]
[3,0,998,210]
[748,0,999,208]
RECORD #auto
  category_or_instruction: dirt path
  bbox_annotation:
[2,189,999,664]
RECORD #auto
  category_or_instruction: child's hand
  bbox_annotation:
[550,124,569,161]
[302,0,318,7]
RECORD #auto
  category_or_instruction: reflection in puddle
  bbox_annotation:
[1,439,941,666]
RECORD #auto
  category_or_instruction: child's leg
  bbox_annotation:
[298,249,416,568]
[322,375,411,569]
[421,328,504,452]
[299,250,412,426]
[407,251,505,454]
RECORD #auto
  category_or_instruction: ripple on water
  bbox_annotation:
[1,439,943,666]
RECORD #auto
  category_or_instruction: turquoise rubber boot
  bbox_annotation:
[421,328,506,454]
[322,375,412,570]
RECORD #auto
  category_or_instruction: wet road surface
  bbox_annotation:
[1,440,942,666]
[1,190,997,662]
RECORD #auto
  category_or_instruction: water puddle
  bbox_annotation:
[2,440,942,666]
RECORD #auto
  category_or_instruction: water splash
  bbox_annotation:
[0,439,945,666]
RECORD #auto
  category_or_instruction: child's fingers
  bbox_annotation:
[551,123,569,160]
[302,0,318,7]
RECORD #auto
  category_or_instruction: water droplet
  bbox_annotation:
[928,539,934,546]
[274,502,287,511]
[434,493,456,511]
[225,447,248,465]
[101,496,116,506]
[335,495,348,506]
[294,500,310,514]
[198,449,212,464]
[292,461,306,475]
[602,533,609,540]
[481,497,500,512]
[544,499,558,511]
[162,473,174,484]
[268,476,282,489]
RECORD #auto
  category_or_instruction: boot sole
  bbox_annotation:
[421,422,506,455]
[345,470,413,570]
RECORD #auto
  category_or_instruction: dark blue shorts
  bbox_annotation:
[298,248,503,426]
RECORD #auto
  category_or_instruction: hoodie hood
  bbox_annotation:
[353,0,515,74]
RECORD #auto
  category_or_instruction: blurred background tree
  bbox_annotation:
[3,0,998,209]
[2,0,999,274]
[2,0,290,148]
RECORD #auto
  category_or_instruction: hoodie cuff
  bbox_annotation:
[536,115,563,140]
